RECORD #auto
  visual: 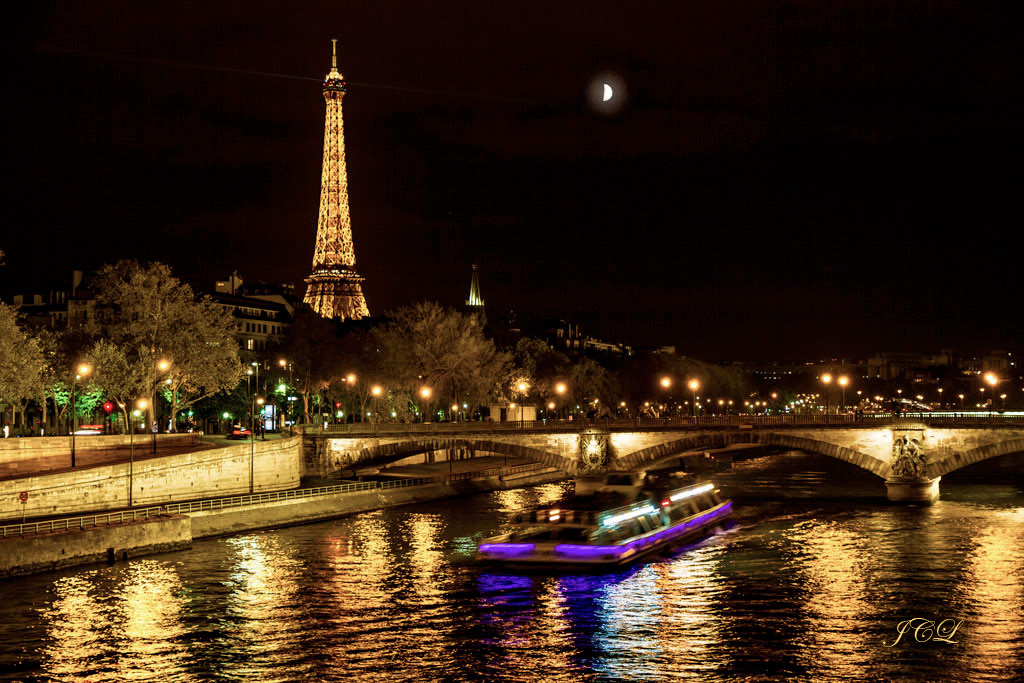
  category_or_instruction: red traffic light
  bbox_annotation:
[335,402,341,408]
[103,402,114,413]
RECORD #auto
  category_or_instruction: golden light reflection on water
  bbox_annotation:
[114,561,195,681]
[39,562,196,682]
[405,513,445,592]
[492,482,569,515]
[225,534,307,659]
[326,513,390,612]
[961,509,1024,673]
[40,573,109,680]
[789,520,873,678]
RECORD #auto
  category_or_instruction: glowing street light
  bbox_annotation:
[985,373,998,414]
[688,379,699,417]
[420,386,432,423]
[70,363,93,467]
[838,376,849,412]
[821,373,832,416]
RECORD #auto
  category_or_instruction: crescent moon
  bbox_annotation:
[602,83,613,102]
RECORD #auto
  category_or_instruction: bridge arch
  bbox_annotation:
[929,437,1024,477]
[354,438,575,473]
[617,432,889,478]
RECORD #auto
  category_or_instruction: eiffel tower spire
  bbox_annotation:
[303,40,370,320]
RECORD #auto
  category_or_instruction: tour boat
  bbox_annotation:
[477,476,732,567]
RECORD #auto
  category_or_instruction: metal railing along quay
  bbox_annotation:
[1,507,165,539]
[300,412,1024,435]
[3,464,550,537]
[162,463,547,515]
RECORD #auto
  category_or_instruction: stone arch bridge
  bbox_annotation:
[303,417,1024,503]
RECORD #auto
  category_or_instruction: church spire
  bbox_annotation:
[466,264,485,311]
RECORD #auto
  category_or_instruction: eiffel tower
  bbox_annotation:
[303,40,370,320]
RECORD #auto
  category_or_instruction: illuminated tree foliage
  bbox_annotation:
[278,308,344,424]
[375,302,509,417]
[0,303,44,433]
[92,261,244,430]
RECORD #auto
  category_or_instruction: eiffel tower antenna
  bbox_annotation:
[303,40,370,320]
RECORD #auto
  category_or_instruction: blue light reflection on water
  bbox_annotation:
[0,452,1021,682]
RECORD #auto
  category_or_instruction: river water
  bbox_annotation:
[1,452,1021,683]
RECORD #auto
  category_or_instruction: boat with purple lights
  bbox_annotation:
[477,476,732,567]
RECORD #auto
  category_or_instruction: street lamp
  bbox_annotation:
[70,363,92,467]
[984,373,998,415]
[154,359,172,449]
[420,386,432,423]
[371,385,382,424]
[128,399,147,507]
[688,379,699,418]
[555,382,567,420]
[821,373,832,417]
[838,376,849,413]
[517,381,529,427]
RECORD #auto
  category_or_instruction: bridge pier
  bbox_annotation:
[885,476,941,504]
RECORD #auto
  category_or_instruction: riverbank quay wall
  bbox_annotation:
[185,465,563,538]
[0,433,201,466]
[2,465,563,578]
[0,437,302,520]
[0,513,191,579]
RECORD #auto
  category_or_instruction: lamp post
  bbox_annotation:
[420,386,432,423]
[70,363,92,467]
[688,379,699,418]
[128,400,146,507]
[821,373,832,418]
[153,359,171,453]
[371,385,382,425]
[555,382,567,420]
[838,376,849,414]
[517,381,529,427]
[250,396,264,493]
[984,373,998,415]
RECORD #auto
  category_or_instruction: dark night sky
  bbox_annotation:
[2,1,1021,361]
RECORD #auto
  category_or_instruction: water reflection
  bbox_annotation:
[222,534,308,676]
[114,561,194,681]
[789,520,873,679]
[39,573,110,679]
[960,509,1024,678]
[5,461,1023,683]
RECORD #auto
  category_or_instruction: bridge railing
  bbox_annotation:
[296,412,1024,435]
[1,507,165,539]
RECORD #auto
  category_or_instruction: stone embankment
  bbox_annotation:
[1,464,564,578]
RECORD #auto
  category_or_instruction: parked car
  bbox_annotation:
[228,425,252,440]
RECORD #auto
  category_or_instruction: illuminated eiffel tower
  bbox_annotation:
[303,40,370,320]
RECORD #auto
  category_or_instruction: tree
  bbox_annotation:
[0,303,44,433]
[375,302,509,419]
[160,307,245,430]
[87,339,145,433]
[277,308,344,424]
[92,261,243,431]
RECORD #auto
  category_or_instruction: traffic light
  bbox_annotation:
[103,402,114,414]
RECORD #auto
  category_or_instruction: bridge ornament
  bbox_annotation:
[578,430,609,473]
[891,434,926,478]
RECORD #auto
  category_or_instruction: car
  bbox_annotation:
[227,425,252,440]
